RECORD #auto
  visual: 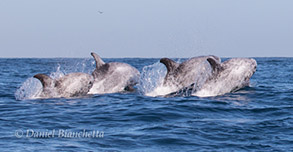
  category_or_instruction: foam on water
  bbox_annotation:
[146,84,179,97]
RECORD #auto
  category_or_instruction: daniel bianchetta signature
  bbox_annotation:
[15,129,104,138]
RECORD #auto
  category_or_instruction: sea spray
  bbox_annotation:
[50,64,65,79]
[137,62,167,96]
[52,59,94,75]
[15,77,42,100]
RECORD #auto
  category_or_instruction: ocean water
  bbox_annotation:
[0,57,292,151]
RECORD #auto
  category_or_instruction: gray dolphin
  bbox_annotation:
[193,58,257,97]
[158,55,221,96]
[89,52,140,94]
[34,73,94,98]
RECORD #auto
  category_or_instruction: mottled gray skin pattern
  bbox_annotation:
[194,58,257,97]
[34,73,94,98]
[160,55,221,91]
[89,52,140,94]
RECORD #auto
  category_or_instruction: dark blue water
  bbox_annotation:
[0,57,292,151]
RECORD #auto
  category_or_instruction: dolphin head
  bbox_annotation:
[224,58,257,91]
[230,58,257,78]
[243,58,257,80]
[207,57,257,78]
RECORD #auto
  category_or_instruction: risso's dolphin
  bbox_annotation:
[88,52,140,94]
[156,55,221,96]
[34,73,94,98]
[193,58,257,97]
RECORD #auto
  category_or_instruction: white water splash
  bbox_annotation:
[146,84,179,97]
[50,64,65,79]
[137,62,176,97]
[15,77,43,100]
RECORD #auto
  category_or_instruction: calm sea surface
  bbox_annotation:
[0,57,292,151]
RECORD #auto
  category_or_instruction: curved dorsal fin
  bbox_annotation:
[33,74,54,88]
[207,58,223,74]
[209,55,221,63]
[91,52,105,69]
[160,58,179,73]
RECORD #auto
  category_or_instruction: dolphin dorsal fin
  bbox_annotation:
[210,55,221,63]
[207,58,223,74]
[160,58,179,73]
[91,52,105,69]
[33,74,54,88]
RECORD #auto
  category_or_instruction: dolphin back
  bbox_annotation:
[55,73,94,97]
[89,52,141,94]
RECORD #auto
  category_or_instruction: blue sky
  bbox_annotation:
[0,0,292,58]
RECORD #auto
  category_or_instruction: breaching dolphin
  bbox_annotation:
[193,58,257,97]
[34,73,94,98]
[88,52,140,94]
[156,55,221,96]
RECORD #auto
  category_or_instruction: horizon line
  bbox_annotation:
[0,56,293,59]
